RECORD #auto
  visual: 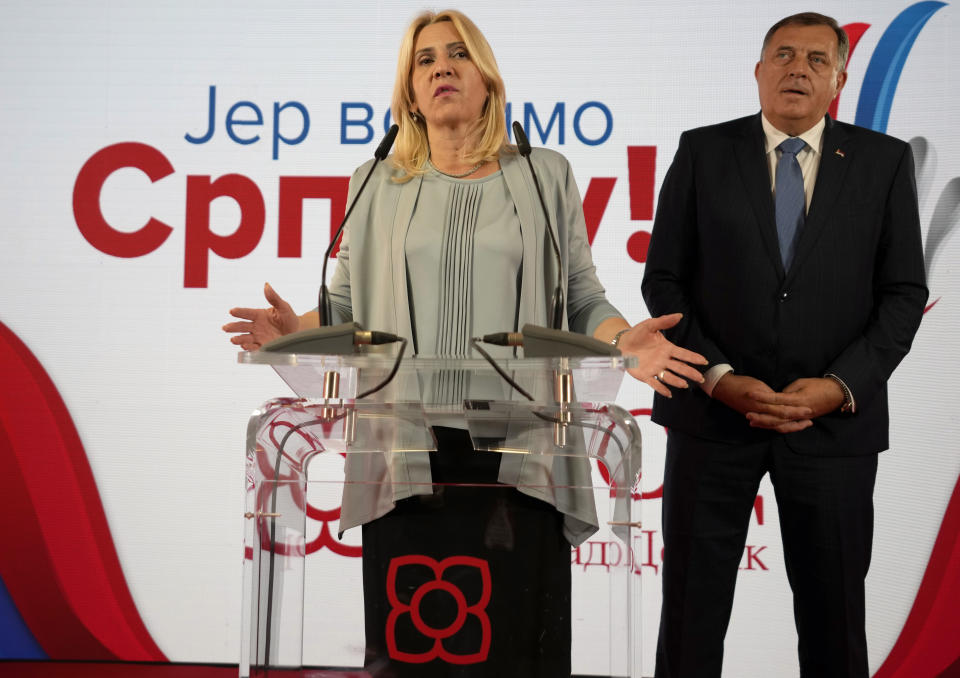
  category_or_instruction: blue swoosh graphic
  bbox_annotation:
[855,1,947,133]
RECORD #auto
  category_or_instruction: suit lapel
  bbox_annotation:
[734,114,784,278]
[788,116,850,279]
[501,152,543,326]
[390,173,423,343]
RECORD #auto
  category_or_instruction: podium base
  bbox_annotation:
[359,427,571,677]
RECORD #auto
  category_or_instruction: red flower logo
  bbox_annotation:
[385,555,491,664]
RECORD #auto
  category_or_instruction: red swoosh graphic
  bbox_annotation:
[873,474,960,677]
[0,321,166,660]
[829,23,871,120]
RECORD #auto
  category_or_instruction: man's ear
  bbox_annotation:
[834,69,848,96]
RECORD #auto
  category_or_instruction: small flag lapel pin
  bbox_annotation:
[834,148,845,158]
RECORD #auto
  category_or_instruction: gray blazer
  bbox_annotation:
[332,147,623,545]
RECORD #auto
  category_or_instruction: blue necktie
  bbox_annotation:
[775,137,806,271]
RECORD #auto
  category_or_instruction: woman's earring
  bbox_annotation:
[410,111,419,122]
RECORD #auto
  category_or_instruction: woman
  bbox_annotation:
[224,10,705,676]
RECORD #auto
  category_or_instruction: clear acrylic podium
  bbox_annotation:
[240,351,643,677]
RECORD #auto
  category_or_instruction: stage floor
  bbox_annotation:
[0,663,368,678]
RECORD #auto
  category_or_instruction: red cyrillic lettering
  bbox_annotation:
[581,541,610,572]
[277,176,350,258]
[631,530,660,575]
[606,540,623,567]
[741,545,768,571]
[184,174,265,288]
[73,142,174,257]
[582,177,615,245]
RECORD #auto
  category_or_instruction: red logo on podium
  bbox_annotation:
[385,555,491,664]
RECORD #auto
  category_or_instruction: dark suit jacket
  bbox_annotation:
[642,113,928,456]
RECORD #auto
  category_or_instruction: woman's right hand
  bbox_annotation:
[223,283,300,351]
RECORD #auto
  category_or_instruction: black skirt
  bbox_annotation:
[361,427,571,677]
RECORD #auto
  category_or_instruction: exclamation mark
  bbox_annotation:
[626,145,656,262]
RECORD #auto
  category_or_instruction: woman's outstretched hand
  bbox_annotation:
[222,283,300,351]
[617,313,708,398]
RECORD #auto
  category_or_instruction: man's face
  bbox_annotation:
[755,23,847,136]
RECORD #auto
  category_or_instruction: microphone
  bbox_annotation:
[374,124,401,161]
[513,121,564,330]
[262,323,403,355]
[481,323,619,358]
[318,124,399,326]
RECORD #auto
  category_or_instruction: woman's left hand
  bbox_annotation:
[617,313,708,397]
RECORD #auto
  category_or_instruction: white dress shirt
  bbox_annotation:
[701,115,825,396]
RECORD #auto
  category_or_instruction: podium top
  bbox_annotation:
[239,351,636,371]
[238,352,637,403]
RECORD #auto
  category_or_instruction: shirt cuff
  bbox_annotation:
[702,364,733,397]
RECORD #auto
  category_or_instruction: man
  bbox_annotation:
[641,12,928,678]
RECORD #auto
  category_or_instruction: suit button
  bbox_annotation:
[779,291,789,302]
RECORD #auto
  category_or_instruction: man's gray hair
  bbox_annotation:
[761,12,850,71]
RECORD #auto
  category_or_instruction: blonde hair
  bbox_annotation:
[390,10,510,182]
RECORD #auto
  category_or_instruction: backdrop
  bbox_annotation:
[1,1,958,676]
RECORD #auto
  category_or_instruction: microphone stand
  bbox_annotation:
[512,121,564,330]
[318,124,399,326]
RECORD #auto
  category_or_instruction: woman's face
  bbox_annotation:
[409,21,488,132]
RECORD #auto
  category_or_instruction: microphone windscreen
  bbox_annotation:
[375,124,399,160]
[512,121,531,157]
[520,323,620,358]
[262,322,364,355]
